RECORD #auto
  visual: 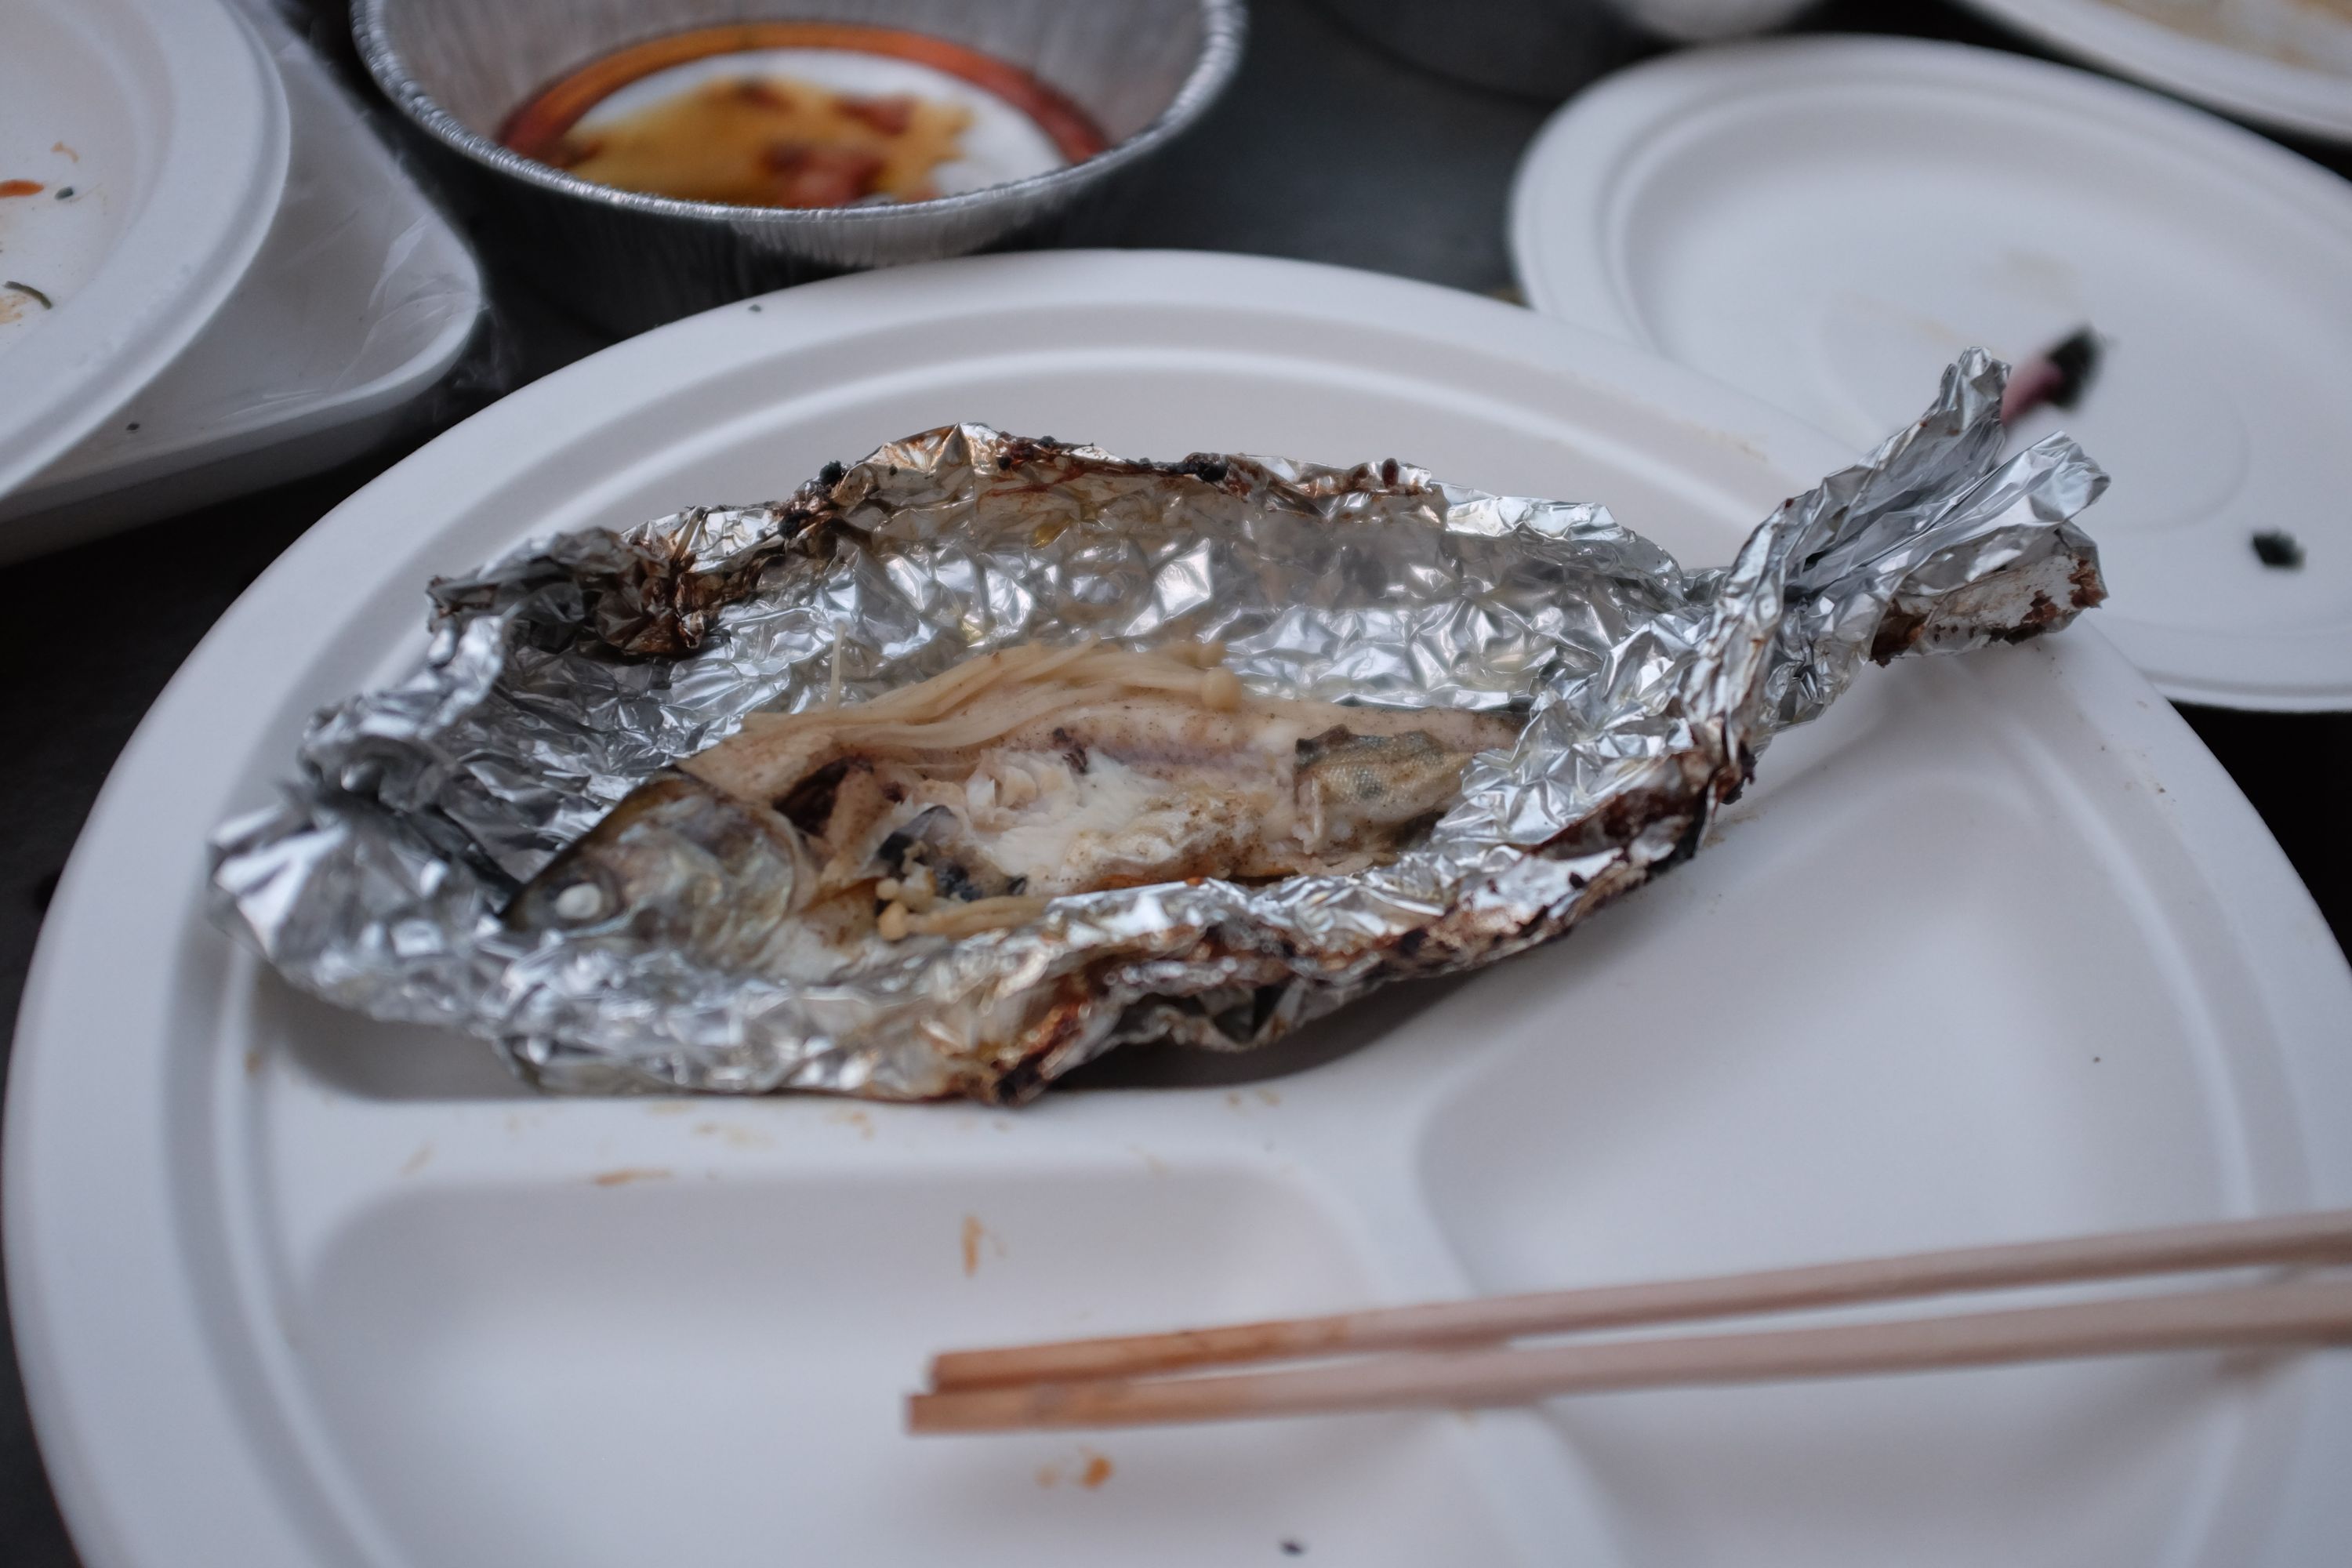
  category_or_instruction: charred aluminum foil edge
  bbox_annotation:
[209,349,2107,1102]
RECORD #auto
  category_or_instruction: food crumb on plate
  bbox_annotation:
[960,1213,1005,1275]
[590,1166,672,1186]
[2251,530,2305,570]
[695,1120,775,1149]
[1078,1448,1112,1488]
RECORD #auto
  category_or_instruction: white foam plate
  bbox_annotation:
[0,0,289,502]
[11,252,2352,1568]
[0,2,483,564]
[1959,0,2352,143]
[1510,36,2352,712]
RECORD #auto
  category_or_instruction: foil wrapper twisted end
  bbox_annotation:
[210,350,2107,1102]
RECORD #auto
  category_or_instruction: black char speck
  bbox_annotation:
[2252,531,2305,570]
[773,757,852,833]
[2042,326,2101,410]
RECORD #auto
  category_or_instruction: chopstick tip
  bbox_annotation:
[908,1385,1029,1435]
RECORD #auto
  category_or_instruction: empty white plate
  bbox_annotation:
[1960,0,2352,143]
[1512,35,2352,711]
[10,251,2351,1568]
[0,0,289,502]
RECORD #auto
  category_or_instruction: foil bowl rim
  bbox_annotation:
[351,0,1249,230]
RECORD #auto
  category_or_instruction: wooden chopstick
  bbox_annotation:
[908,1277,2352,1434]
[927,1207,2352,1392]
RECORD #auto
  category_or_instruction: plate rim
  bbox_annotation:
[10,249,2351,1568]
[1508,32,2352,713]
[0,0,292,502]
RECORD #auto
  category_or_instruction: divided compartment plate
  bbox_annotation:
[11,252,2351,1568]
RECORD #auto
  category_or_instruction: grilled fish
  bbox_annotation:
[510,641,1521,972]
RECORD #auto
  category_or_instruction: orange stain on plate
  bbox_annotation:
[0,180,45,198]
[1078,1449,1113,1489]
[825,1105,876,1139]
[960,1214,986,1276]
[591,1167,673,1186]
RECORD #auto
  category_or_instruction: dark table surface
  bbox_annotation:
[3,1,2346,1560]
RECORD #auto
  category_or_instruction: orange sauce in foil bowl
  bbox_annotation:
[353,0,1243,332]
[499,24,1110,211]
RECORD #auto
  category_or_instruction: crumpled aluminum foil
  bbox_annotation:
[211,350,2107,1102]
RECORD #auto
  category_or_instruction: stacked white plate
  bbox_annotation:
[1511,35,2352,711]
[0,0,482,564]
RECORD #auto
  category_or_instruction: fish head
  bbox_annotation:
[506,771,814,968]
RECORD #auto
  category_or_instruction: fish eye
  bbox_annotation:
[550,880,609,924]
